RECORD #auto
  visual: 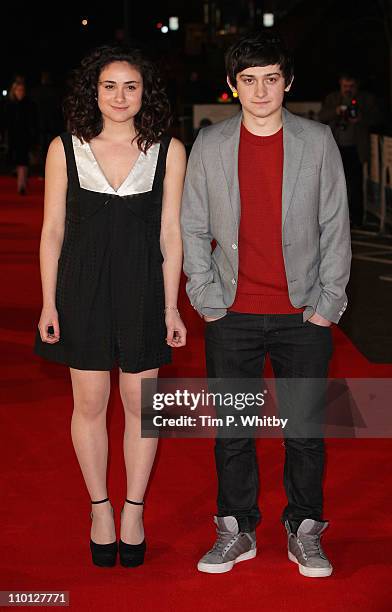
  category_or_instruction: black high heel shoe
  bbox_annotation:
[90,497,118,567]
[119,499,146,567]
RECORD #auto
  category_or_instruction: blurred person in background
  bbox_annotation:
[31,71,64,177]
[319,72,381,228]
[4,79,38,195]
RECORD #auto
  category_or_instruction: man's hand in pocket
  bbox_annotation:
[204,314,225,323]
[308,313,332,327]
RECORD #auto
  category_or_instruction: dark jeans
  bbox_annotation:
[205,312,333,533]
[339,145,363,225]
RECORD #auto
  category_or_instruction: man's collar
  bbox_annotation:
[220,106,303,140]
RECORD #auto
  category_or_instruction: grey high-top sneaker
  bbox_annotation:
[197,516,257,574]
[285,519,333,577]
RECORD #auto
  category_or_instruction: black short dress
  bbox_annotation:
[34,132,172,373]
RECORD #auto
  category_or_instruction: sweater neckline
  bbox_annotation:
[240,122,283,146]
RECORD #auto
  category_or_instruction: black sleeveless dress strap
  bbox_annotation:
[60,133,78,182]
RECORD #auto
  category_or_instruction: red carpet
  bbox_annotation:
[1,176,392,611]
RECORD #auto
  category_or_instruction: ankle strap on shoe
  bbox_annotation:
[125,498,144,505]
[91,497,109,504]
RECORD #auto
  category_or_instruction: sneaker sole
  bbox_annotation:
[197,548,257,574]
[288,551,333,577]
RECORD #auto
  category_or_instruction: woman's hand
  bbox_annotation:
[38,306,61,343]
[165,310,187,347]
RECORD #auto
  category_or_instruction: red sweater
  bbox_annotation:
[229,122,303,314]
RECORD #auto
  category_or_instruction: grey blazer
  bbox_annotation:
[180,108,351,324]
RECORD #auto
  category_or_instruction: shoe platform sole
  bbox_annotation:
[288,551,333,577]
[197,548,257,574]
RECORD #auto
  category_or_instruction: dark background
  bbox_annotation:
[1,0,391,110]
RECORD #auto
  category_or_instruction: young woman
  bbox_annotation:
[34,45,187,568]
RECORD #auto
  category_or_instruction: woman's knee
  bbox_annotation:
[73,398,108,419]
[72,392,109,419]
[70,371,110,419]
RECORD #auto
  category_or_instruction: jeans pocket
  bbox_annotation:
[305,320,332,329]
[205,314,227,324]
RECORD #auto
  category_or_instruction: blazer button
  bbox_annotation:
[232,243,238,250]
[231,278,237,285]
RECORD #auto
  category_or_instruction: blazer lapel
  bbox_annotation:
[217,108,304,230]
[219,112,242,229]
[282,108,305,226]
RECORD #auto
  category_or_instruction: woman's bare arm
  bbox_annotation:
[37,136,67,342]
[160,137,187,347]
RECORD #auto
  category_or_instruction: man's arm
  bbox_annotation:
[180,129,226,318]
[314,126,351,324]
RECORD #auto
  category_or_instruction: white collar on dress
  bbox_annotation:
[72,136,160,196]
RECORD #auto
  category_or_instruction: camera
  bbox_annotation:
[338,97,359,130]
[347,98,359,119]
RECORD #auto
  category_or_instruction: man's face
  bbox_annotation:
[14,84,25,101]
[228,64,292,120]
[339,78,358,98]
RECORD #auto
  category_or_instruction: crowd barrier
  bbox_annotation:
[365,133,392,233]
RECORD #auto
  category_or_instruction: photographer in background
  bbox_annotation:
[319,72,380,228]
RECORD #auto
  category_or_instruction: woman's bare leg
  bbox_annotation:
[69,368,115,544]
[119,368,159,544]
[16,165,28,193]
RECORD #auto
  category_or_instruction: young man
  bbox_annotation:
[181,32,351,577]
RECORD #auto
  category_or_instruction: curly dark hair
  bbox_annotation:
[225,30,294,88]
[64,45,171,152]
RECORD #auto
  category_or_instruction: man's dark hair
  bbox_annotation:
[339,71,360,83]
[225,30,294,87]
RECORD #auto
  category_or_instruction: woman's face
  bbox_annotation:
[97,61,143,126]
